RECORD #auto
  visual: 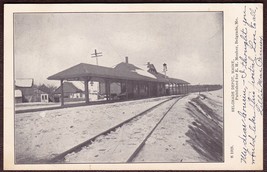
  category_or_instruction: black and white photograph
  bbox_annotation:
[13,11,224,164]
[3,3,264,170]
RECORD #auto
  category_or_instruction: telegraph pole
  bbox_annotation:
[90,49,103,100]
[91,49,102,66]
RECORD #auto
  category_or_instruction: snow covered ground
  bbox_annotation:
[134,90,223,162]
[64,98,179,163]
[15,89,223,164]
[133,94,205,162]
[15,96,171,163]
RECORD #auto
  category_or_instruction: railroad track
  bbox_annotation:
[49,96,183,163]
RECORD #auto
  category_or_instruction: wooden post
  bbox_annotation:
[125,80,129,100]
[137,82,140,98]
[60,79,64,106]
[172,83,175,95]
[163,83,165,96]
[164,83,167,95]
[173,84,175,95]
[148,82,151,97]
[160,83,162,96]
[170,83,172,95]
[105,79,110,101]
[84,79,89,104]
[163,83,166,96]
[156,83,159,97]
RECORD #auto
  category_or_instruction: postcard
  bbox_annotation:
[3,3,263,170]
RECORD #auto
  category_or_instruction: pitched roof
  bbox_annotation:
[48,63,157,82]
[54,82,84,94]
[115,62,189,84]
[114,62,141,71]
[115,62,162,80]
[15,79,33,88]
[168,77,190,84]
[38,84,52,94]
[48,62,189,84]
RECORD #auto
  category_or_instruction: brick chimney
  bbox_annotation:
[125,56,128,64]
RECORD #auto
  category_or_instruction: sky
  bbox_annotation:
[14,12,223,86]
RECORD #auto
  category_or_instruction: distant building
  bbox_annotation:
[15,79,35,103]
[54,82,84,102]
[38,84,54,103]
[15,79,53,103]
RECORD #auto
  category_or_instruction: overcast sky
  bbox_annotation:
[14,12,223,86]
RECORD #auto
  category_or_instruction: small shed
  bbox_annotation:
[54,82,84,102]
[37,84,53,103]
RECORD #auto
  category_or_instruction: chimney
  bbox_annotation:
[125,56,128,64]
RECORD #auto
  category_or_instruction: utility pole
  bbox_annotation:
[90,49,103,101]
[91,49,102,66]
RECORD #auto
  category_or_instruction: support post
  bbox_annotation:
[148,82,151,97]
[173,83,175,95]
[169,82,172,95]
[170,83,172,95]
[125,80,129,100]
[163,83,165,96]
[156,83,159,97]
[60,79,64,106]
[163,83,166,96]
[84,79,89,104]
[105,79,110,101]
[137,82,140,98]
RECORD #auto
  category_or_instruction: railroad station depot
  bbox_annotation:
[48,57,190,106]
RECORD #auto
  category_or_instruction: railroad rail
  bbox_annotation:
[48,96,181,163]
[126,97,182,162]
